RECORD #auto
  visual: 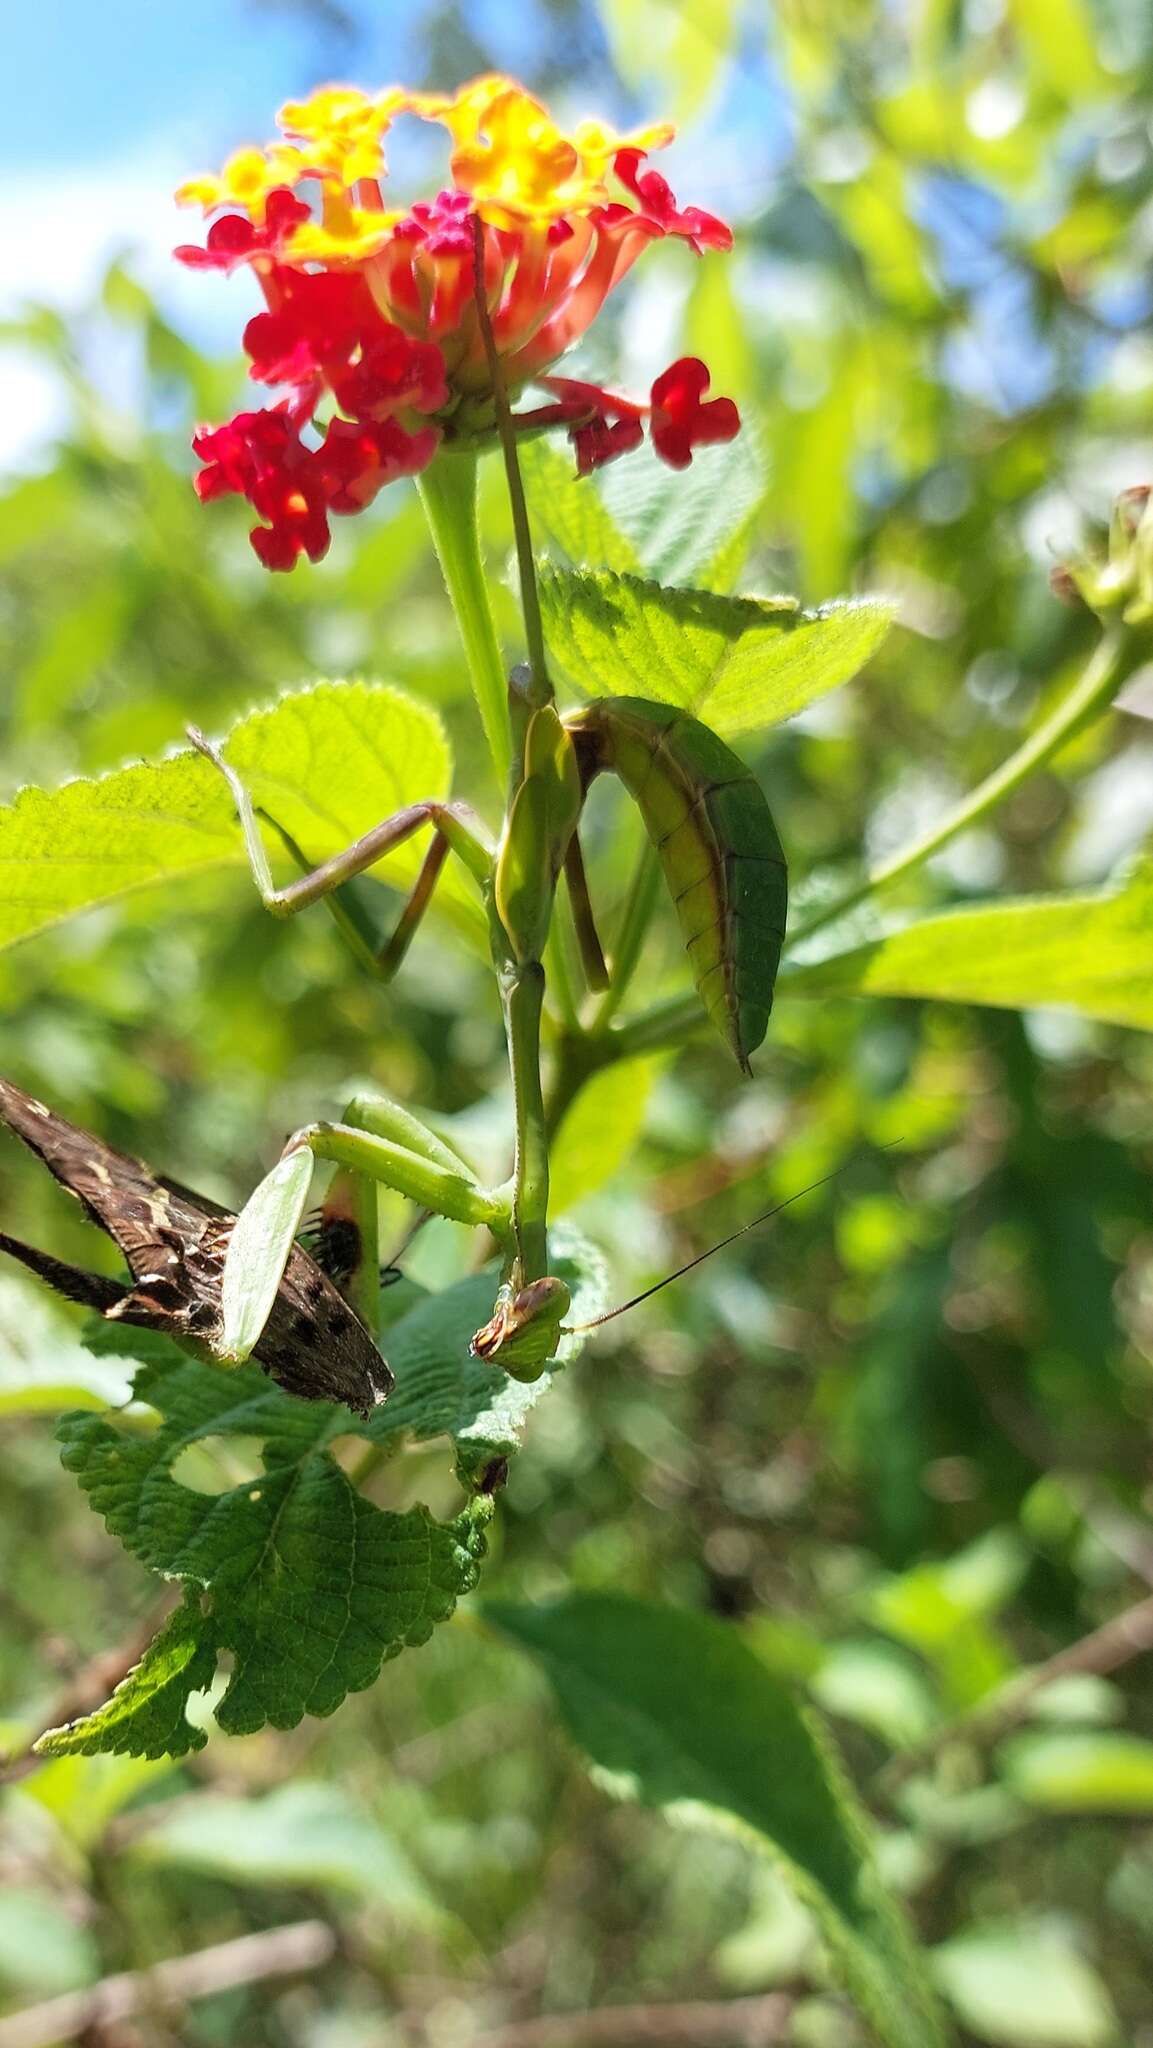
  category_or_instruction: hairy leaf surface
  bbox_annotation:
[0,681,453,955]
[541,568,894,736]
[39,1237,605,1757]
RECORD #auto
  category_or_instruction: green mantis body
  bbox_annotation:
[190,680,788,1388]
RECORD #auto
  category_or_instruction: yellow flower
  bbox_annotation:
[427,76,673,227]
[277,83,407,186]
[287,203,403,265]
[176,144,305,219]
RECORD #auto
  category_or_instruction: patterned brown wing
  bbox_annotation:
[0,1077,393,1418]
[0,1076,176,1266]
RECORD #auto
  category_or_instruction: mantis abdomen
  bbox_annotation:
[566,697,788,1072]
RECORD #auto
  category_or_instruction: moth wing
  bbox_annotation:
[0,1077,217,1278]
[254,1242,394,1417]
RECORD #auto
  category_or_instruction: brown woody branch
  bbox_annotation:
[879,1588,1153,1795]
[467,1994,794,2048]
[0,1920,336,2048]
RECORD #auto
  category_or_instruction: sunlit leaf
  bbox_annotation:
[999,1731,1153,1814]
[0,681,454,956]
[550,1054,668,1212]
[542,568,894,737]
[786,859,1153,1032]
[932,1919,1117,2047]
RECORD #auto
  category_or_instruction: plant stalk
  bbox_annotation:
[416,453,511,785]
[471,212,551,711]
[791,623,1132,947]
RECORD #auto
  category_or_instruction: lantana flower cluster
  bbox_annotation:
[178,77,741,569]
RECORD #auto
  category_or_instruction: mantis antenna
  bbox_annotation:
[563,1148,901,1334]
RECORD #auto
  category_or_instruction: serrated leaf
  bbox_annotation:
[37,1599,218,1760]
[541,569,893,738]
[219,1145,315,1362]
[485,1594,947,2048]
[41,1236,606,1755]
[785,858,1153,1032]
[601,429,768,587]
[41,1356,490,1754]
[0,680,454,956]
[522,439,641,573]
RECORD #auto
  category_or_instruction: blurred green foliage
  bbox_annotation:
[2,0,1153,2042]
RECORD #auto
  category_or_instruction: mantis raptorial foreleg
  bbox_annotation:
[187,727,495,978]
[215,1088,514,1364]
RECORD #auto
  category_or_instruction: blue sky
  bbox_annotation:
[0,1,782,466]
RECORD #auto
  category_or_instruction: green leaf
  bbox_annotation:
[541,569,893,737]
[999,1731,1153,1814]
[134,1781,441,1921]
[601,429,768,587]
[0,1274,135,1414]
[218,1145,315,1363]
[932,1920,1117,2047]
[549,1054,668,1212]
[485,1594,947,2048]
[36,1599,219,1760]
[0,1891,98,1996]
[0,680,452,956]
[37,1357,491,1757]
[364,1223,607,1488]
[522,439,641,574]
[39,1236,605,1756]
[786,859,1153,1032]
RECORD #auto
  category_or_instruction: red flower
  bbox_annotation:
[178,81,741,566]
[536,374,646,475]
[649,357,740,468]
[317,416,443,510]
[192,406,332,568]
[603,150,732,254]
[175,188,311,272]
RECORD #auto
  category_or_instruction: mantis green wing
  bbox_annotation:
[566,698,788,1072]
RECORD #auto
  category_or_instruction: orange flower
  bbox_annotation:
[177,75,738,568]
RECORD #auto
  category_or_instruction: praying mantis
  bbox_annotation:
[182,654,789,1392]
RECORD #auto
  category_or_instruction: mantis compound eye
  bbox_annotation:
[470,1274,572,1382]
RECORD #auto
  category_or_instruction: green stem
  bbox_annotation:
[417,453,511,785]
[593,840,662,1030]
[503,962,550,1280]
[791,624,1131,947]
[471,212,551,709]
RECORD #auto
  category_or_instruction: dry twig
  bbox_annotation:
[0,1920,336,2048]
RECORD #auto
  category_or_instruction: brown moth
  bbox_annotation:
[0,1077,392,1417]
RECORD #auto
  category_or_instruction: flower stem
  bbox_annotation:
[791,623,1131,947]
[471,212,551,711]
[416,452,511,785]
